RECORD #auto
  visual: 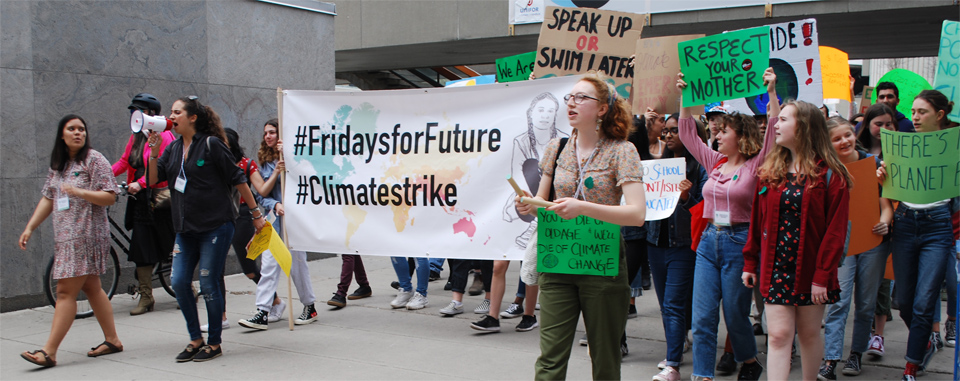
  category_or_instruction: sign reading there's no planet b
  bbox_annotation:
[880,128,960,204]
[678,26,771,107]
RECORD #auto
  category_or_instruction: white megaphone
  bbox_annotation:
[130,109,173,134]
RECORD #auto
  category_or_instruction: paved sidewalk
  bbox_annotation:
[1,255,955,380]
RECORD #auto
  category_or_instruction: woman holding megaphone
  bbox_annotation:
[146,96,264,363]
[112,93,176,316]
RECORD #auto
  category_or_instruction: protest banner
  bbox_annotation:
[678,26,770,107]
[641,158,687,221]
[534,6,643,99]
[820,46,851,102]
[632,34,705,114]
[934,20,960,123]
[537,209,620,276]
[726,19,823,115]
[280,76,579,260]
[858,86,874,115]
[496,52,537,83]
[872,69,932,118]
[246,221,293,277]
[845,157,882,255]
[879,128,960,204]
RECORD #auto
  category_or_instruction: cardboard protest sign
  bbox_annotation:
[872,69,932,118]
[534,6,643,99]
[497,52,537,83]
[845,157,883,255]
[726,19,823,115]
[633,34,705,114]
[934,20,960,123]
[678,26,770,107]
[880,128,960,204]
[820,46,851,102]
[246,221,293,277]
[537,209,620,276]
[641,158,687,221]
[858,86,874,115]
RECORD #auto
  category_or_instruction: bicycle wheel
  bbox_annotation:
[44,248,121,319]
[155,257,175,297]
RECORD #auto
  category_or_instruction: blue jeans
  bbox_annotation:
[429,258,445,273]
[891,204,953,364]
[649,245,696,366]
[392,257,429,295]
[823,241,890,359]
[171,222,235,346]
[692,224,757,378]
[933,254,957,323]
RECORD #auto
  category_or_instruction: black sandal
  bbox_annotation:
[87,341,123,357]
[21,349,56,368]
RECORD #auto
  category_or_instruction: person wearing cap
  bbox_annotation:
[112,93,176,316]
[703,105,729,151]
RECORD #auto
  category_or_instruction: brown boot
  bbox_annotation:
[130,266,155,315]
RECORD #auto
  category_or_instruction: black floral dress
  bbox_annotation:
[764,174,840,306]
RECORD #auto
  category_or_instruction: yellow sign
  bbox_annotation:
[820,46,851,101]
[247,221,293,277]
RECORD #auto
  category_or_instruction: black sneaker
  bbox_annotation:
[429,270,441,281]
[176,342,204,362]
[627,304,638,319]
[738,360,763,381]
[818,360,838,380]
[192,345,222,362]
[620,332,629,357]
[753,322,764,335]
[842,352,862,376]
[295,304,318,325]
[348,285,372,300]
[716,352,737,375]
[327,293,346,308]
[947,320,957,347]
[444,281,452,291]
[390,281,400,290]
[470,315,501,332]
[516,315,539,332]
[238,309,269,330]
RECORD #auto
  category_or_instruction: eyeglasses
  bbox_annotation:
[563,93,600,105]
[661,127,679,136]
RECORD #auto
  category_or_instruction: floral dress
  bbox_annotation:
[42,150,117,279]
[764,174,840,306]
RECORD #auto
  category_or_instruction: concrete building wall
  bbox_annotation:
[0,0,335,311]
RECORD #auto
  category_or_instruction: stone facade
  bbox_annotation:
[0,0,335,310]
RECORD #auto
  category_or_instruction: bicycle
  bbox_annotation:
[44,183,174,319]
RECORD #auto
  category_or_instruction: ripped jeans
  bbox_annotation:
[171,221,234,345]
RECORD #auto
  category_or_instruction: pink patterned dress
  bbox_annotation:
[42,150,117,279]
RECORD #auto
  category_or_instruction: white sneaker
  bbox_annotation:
[268,299,286,323]
[439,301,464,316]
[200,318,230,333]
[390,290,414,308]
[406,293,429,310]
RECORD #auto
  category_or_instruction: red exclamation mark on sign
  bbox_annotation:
[802,22,813,46]
[805,59,813,85]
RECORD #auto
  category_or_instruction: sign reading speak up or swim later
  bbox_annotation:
[534,6,643,99]
[537,209,620,277]
[678,26,771,107]
[880,128,960,204]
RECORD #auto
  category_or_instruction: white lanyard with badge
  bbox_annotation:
[174,144,189,193]
[711,163,743,226]
[572,138,600,201]
[56,167,81,211]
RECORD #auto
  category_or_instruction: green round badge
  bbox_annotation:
[542,254,559,269]
[584,176,594,189]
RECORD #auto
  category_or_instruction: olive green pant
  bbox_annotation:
[534,254,630,380]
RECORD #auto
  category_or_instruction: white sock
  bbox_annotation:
[452,300,462,307]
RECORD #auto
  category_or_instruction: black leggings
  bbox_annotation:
[447,259,493,294]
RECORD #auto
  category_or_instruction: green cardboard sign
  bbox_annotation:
[496,52,537,83]
[872,68,933,118]
[678,26,771,107]
[537,209,620,276]
[880,127,960,204]
[934,20,960,123]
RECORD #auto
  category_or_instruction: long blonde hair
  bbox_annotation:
[758,101,852,189]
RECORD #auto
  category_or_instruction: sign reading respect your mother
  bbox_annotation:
[679,26,771,107]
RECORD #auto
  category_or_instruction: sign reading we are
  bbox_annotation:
[534,6,643,99]
[880,128,960,204]
[537,209,620,277]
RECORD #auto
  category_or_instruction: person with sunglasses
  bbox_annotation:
[146,96,264,362]
[111,93,176,316]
